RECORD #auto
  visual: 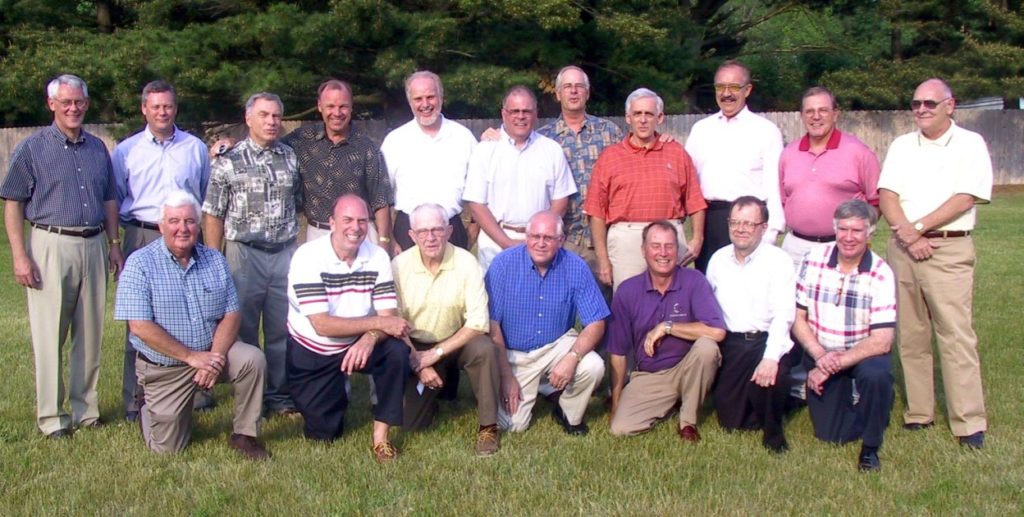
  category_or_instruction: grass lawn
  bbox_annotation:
[1,190,1022,515]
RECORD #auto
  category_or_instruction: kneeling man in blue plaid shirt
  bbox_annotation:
[114,190,270,460]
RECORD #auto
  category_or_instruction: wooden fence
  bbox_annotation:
[2,110,1020,184]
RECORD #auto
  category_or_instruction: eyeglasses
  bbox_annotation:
[526,233,560,244]
[727,219,765,230]
[833,275,847,306]
[801,108,835,117]
[412,226,448,238]
[560,83,588,91]
[911,98,950,110]
[503,108,534,116]
[714,83,748,94]
[55,98,88,109]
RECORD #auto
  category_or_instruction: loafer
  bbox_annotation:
[678,425,701,443]
[266,407,301,419]
[79,417,106,429]
[474,425,501,457]
[903,421,934,431]
[552,406,589,436]
[371,441,400,464]
[958,431,984,449]
[228,433,271,461]
[125,411,140,423]
[764,435,789,454]
[47,428,73,440]
[858,448,881,472]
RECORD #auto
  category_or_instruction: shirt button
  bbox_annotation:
[538,313,542,317]
[539,296,544,300]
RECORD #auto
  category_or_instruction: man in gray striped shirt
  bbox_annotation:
[1,74,124,439]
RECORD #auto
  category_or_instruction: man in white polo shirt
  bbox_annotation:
[286,194,412,463]
[381,70,477,251]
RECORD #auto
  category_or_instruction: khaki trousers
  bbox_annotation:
[607,220,686,292]
[887,235,987,436]
[476,226,526,272]
[27,227,107,434]
[136,341,266,453]
[499,330,605,432]
[610,337,720,435]
[780,232,828,271]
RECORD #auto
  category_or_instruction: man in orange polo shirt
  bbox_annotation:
[585,88,707,292]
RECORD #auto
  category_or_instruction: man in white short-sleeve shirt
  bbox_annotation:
[464,85,577,270]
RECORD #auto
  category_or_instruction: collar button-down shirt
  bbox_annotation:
[113,126,211,224]
[795,244,896,352]
[202,137,301,245]
[706,243,796,360]
[537,114,624,247]
[114,240,239,366]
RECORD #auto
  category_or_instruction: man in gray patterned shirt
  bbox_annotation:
[202,92,302,418]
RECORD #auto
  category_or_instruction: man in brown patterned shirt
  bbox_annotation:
[282,79,395,253]
[202,92,302,418]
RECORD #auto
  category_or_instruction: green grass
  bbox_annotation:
[1,192,1023,515]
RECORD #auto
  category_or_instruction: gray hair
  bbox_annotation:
[47,74,89,99]
[554,65,590,90]
[717,59,751,85]
[801,86,836,109]
[409,203,448,229]
[244,92,284,116]
[404,71,444,103]
[161,190,202,221]
[624,88,664,116]
[527,210,564,237]
[502,85,537,109]
[833,199,877,233]
[141,80,177,105]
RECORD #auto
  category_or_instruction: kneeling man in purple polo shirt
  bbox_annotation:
[607,221,726,442]
[485,211,609,436]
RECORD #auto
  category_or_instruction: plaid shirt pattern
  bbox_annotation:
[796,244,896,352]
[538,114,624,247]
[114,239,239,366]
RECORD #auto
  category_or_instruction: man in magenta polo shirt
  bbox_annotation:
[607,221,725,442]
[778,86,881,268]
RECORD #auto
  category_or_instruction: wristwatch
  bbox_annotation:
[913,221,925,232]
[664,320,673,335]
[433,346,444,358]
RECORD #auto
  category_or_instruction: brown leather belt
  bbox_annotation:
[237,238,295,253]
[792,231,836,243]
[726,331,767,342]
[308,219,330,230]
[923,230,971,239]
[126,219,160,231]
[499,222,527,233]
[30,223,104,238]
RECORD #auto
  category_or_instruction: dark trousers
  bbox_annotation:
[286,336,410,441]
[403,335,500,430]
[695,201,732,273]
[803,353,893,448]
[394,210,469,251]
[714,333,791,448]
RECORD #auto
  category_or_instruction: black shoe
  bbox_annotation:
[958,431,984,449]
[193,400,217,413]
[858,447,881,472]
[764,436,789,454]
[47,428,73,440]
[903,421,934,431]
[552,406,588,436]
[125,411,139,423]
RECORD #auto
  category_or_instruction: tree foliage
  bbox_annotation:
[0,0,1021,130]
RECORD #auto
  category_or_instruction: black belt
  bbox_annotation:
[923,230,971,239]
[308,219,330,230]
[726,331,767,342]
[126,219,160,231]
[237,238,295,253]
[707,200,733,210]
[792,231,836,243]
[30,223,104,238]
[138,353,174,367]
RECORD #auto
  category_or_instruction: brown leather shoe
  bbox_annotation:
[371,441,400,464]
[678,425,701,443]
[228,434,271,461]
[475,425,501,457]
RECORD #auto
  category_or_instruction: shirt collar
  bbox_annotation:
[552,113,595,136]
[157,238,200,270]
[144,125,178,145]
[726,242,765,265]
[241,136,285,155]
[643,265,685,293]
[826,244,873,273]
[917,120,956,147]
[518,245,565,275]
[47,123,85,144]
[624,133,665,154]
[499,126,535,148]
[797,128,842,152]
[411,243,456,274]
[715,105,752,122]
